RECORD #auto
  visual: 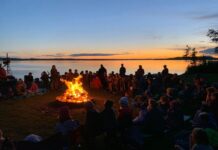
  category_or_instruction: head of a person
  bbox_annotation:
[159,95,169,105]
[147,99,157,111]
[191,128,209,145]
[28,72,32,76]
[121,64,124,67]
[59,106,71,123]
[52,65,56,69]
[104,100,113,109]
[139,65,142,69]
[166,88,174,97]
[69,69,72,73]
[119,96,128,108]
[74,69,78,73]
[206,87,216,95]
[100,64,103,68]
[163,65,167,69]
[18,78,23,83]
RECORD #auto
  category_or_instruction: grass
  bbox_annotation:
[0,88,121,140]
[180,73,218,83]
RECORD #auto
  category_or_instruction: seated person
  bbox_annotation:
[55,106,80,135]
[142,99,165,135]
[166,100,184,131]
[16,78,26,96]
[101,100,117,139]
[175,128,214,150]
[0,64,6,80]
[133,102,147,125]
[117,97,133,132]
[27,81,39,95]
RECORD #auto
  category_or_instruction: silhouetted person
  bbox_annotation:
[162,65,169,77]
[50,65,59,90]
[136,65,144,78]
[41,71,49,89]
[119,64,126,77]
[25,72,33,89]
[0,64,6,80]
[98,64,107,89]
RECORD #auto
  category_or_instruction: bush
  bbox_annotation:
[185,61,218,74]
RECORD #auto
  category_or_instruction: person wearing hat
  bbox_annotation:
[117,96,133,133]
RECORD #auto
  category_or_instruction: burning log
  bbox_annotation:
[56,75,89,103]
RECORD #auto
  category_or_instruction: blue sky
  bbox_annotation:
[0,0,218,58]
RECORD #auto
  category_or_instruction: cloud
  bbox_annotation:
[168,47,185,51]
[42,53,66,57]
[194,13,218,20]
[200,48,218,55]
[70,52,130,57]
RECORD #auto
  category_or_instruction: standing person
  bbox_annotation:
[136,65,144,78]
[162,65,169,77]
[25,72,34,89]
[41,71,50,90]
[0,64,6,80]
[66,69,74,81]
[119,64,126,77]
[98,64,107,89]
[50,65,59,90]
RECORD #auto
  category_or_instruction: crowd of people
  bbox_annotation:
[0,63,218,150]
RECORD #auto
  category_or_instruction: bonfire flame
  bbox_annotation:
[56,75,89,103]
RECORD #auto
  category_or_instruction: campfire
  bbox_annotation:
[56,75,89,103]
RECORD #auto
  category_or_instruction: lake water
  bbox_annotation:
[9,60,191,79]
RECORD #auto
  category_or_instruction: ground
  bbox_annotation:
[0,88,121,140]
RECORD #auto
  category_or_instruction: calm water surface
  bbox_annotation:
[10,60,191,79]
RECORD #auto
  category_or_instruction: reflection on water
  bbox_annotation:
[10,60,191,79]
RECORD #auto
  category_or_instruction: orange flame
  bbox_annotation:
[56,75,89,103]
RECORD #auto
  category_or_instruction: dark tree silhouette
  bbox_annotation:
[207,29,218,53]
[207,29,218,43]
[183,45,190,58]
[183,45,197,65]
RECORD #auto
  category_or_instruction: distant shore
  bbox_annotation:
[1,56,218,61]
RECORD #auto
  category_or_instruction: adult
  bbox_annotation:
[25,72,33,89]
[136,65,145,78]
[142,99,165,135]
[101,100,117,141]
[55,106,80,150]
[16,78,26,96]
[84,100,101,148]
[190,128,213,150]
[162,65,169,77]
[56,106,80,135]
[40,71,50,90]
[117,97,133,132]
[98,64,107,89]
[119,64,126,77]
[50,65,59,90]
[0,64,6,80]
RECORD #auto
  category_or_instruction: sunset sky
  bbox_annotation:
[0,0,218,59]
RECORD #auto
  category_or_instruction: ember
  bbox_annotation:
[56,75,89,103]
